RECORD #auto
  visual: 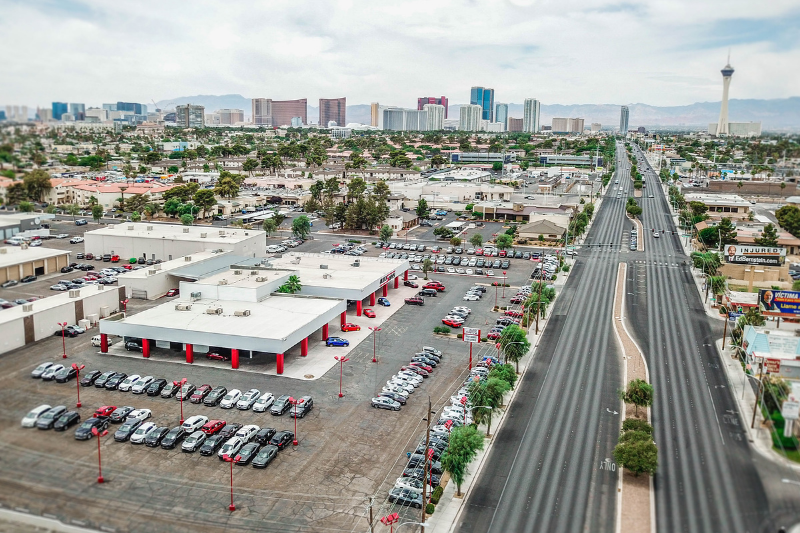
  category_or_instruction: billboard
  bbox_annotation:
[759,289,800,315]
[724,245,786,266]
[463,327,480,343]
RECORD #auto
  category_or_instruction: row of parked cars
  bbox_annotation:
[371,345,445,412]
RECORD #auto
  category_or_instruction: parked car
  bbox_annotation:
[204,386,228,406]
[218,436,246,460]
[54,366,79,383]
[199,434,227,456]
[377,297,390,307]
[53,411,81,431]
[404,297,424,306]
[41,364,65,381]
[144,427,170,447]
[253,393,275,413]
[104,372,128,391]
[371,397,401,411]
[252,444,279,468]
[326,337,349,347]
[388,488,424,508]
[146,379,168,396]
[189,384,213,403]
[131,376,155,394]
[35,406,68,430]
[341,323,361,332]
[181,415,209,433]
[181,430,207,453]
[130,422,158,445]
[31,362,54,378]
[114,418,143,442]
[269,430,295,450]
[220,389,242,409]
[117,374,141,392]
[270,395,292,416]
[290,396,314,418]
[254,427,277,445]
[161,427,187,449]
[74,416,110,440]
[237,389,262,410]
[109,406,134,423]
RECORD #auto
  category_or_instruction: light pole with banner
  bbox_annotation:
[334,355,349,398]
[368,326,382,363]
[72,363,85,407]
[462,327,480,370]
[173,378,187,424]
[57,321,68,358]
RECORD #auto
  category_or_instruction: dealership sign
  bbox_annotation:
[379,271,396,285]
[759,289,800,315]
[724,245,786,266]
[463,327,481,343]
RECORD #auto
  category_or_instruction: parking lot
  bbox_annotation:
[0,260,536,532]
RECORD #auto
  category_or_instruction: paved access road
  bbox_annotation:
[455,145,631,532]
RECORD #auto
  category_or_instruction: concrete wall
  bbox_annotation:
[0,318,25,354]
[702,181,797,197]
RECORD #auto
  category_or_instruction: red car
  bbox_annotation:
[364,309,376,318]
[505,310,523,318]
[342,323,361,332]
[404,280,419,288]
[475,248,484,256]
[123,264,134,270]
[487,331,501,340]
[201,420,226,435]
[405,297,424,306]
[510,296,525,304]
[401,365,429,377]
[498,250,507,257]
[110,255,120,263]
[442,318,463,328]
[206,352,231,361]
[424,283,445,292]
[190,384,213,403]
[409,361,433,373]
[166,288,179,297]
[94,405,116,418]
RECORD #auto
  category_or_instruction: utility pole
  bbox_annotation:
[751,358,764,429]
[422,396,432,532]
[535,269,544,335]
[368,497,374,533]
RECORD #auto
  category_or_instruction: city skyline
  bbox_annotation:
[1,1,797,108]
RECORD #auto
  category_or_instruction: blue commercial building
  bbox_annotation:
[495,103,508,128]
[470,87,495,122]
[52,102,68,120]
[117,102,147,115]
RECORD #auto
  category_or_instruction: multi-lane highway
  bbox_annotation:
[456,140,794,533]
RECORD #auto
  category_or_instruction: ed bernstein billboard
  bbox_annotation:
[759,289,800,315]
[724,245,786,266]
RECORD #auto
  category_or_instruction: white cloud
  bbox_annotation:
[1,0,797,108]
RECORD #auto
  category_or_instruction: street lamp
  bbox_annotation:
[57,322,68,358]
[121,299,129,313]
[380,513,400,533]
[173,378,187,424]
[368,326,382,363]
[288,396,303,445]
[222,453,242,511]
[71,363,85,408]
[334,355,349,398]
[502,270,507,298]
[91,426,109,483]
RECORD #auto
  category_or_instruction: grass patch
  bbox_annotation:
[774,447,800,463]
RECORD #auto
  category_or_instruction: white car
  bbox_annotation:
[69,237,84,244]
[22,405,52,427]
[127,409,152,422]
[252,393,275,413]
[446,267,455,273]
[41,364,65,380]
[117,374,141,392]
[463,294,480,301]
[443,405,467,418]
[450,395,469,407]
[422,346,443,356]
[408,274,418,280]
[383,384,413,396]
[234,424,260,443]
[395,374,422,387]
[55,234,69,239]
[218,436,246,460]
[181,415,209,433]
[441,411,472,424]
[220,389,242,409]
[236,388,262,410]
[448,309,470,317]
[131,376,154,394]
[395,476,425,494]
[465,269,474,275]
[653,232,660,238]
[91,335,115,348]
[486,270,495,276]
[386,380,414,394]
[130,422,157,444]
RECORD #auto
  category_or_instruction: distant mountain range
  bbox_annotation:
[154,95,800,130]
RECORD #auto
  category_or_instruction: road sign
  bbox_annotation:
[765,358,782,374]
[463,327,480,343]
[783,400,800,420]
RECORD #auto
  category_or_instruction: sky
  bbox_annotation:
[2,0,799,109]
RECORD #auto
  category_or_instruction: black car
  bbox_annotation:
[203,386,228,406]
[501,260,510,269]
[75,416,110,440]
[175,383,196,401]
[21,275,37,283]
[388,488,424,509]
[80,370,102,386]
[114,419,143,442]
[218,422,242,439]
[290,396,313,419]
[269,430,294,450]
[53,411,81,431]
[514,251,523,259]
[160,427,187,449]
[160,382,180,398]
[407,454,443,474]
[235,442,261,465]
[54,366,78,383]
[414,352,440,363]
[36,406,68,430]
[54,328,79,338]
[254,427,277,445]
[145,427,170,447]
[199,434,227,456]
[413,445,444,461]
[378,391,407,405]
[104,372,128,390]
[252,444,279,468]
[402,467,441,487]
[270,395,292,416]
[125,342,142,352]
[94,371,116,388]
[411,356,437,368]
[146,379,168,396]
[60,266,74,273]
[109,406,134,423]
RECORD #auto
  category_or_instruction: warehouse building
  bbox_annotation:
[0,245,71,283]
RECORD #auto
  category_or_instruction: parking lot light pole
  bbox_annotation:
[334,356,349,398]
[72,363,85,407]
[368,327,382,363]
[121,298,129,313]
[58,322,68,358]
[288,396,302,445]
[380,513,399,533]
[91,426,108,483]
[222,453,242,511]
[173,378,187,424]
[502,271,507,298]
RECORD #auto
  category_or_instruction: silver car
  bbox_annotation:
[236,389,262,410]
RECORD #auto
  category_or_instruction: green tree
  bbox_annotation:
[495,234,513,250]
[754,223,780,247]
[6,182,26,205]
[422,258,434,280]
[125,193,149,214]
[618,378,654,415]
[717,217,738,245]
[416,198,430,219]
[180,213,194,226]
[379,224,393,243]
[468,377,510,437]
[433,227,454,239]
[469,233,483,248]
[277,274,302,294]
[499,324,531,371]
[242,158,259,176]
[450,237,461,247]
[131,211,142,222]
[488,363,518,389]
[18,201,35,213]
[22,169,52,202]
[91,204,104,223]
[292,215,312,240]
[143,202,160,220]
[440,425,484,496]
[262,218,277,237]
[492,161,503,171]
[192,189,217,219]
[614,438,658,477]
[214,177,239,199]
[346,177,367,202]
[776,205,800,237]
[430,154,447,168]
[163,198,182,218]
[167,165,180,174]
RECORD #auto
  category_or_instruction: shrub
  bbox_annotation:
[430,486,444,504]
[619,430,652,444]
[622,418,653,435]
[434,326,451,334]
[457,333,463,339]
[614,439,658,476]
[562,264,570,272]
[426,503,435,515]
[481,337,488,342]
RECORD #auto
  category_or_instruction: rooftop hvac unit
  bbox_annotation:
[234,270,242,275]
[200,233,207,238]
[20,244,28,250]
[148,269,157,275]
[251,271,259,275]
[128,225,134,230]
[22,304,33,312]
[206,307,223,315]
[323,273,332,279]
[234,310,251,317]
[218,279,228,285]
[190,291,201,300]
[0,248,5,254]
[147,226,153,231]
[319,265,328,269]
[183,228,190,233]
[219,230,226,236]
[255,277,266,282]
[69,289,80,298]
[175,303,192,311]
[185,256,192,262]
[97,284,104,290]
[352,262,360,267]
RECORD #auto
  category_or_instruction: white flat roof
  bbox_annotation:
[0,283,111,326]
[86,222,265,244]
[0,246,69,269]
[115,250,233,281]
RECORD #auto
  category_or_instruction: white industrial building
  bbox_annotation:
[84,223,267,261]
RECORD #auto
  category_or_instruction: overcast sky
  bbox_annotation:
[3,0,799,109]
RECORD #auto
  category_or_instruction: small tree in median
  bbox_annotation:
[379,224,393,243]
[618,378,654,415]
[614,422,658,476]
[91,204,104,223]
[440,425,485,496]
[422,258,434,280]
[292,215,312,240]
[469,233,483,248]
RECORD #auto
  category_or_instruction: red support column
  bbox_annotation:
[100,334,108,353]
[340,311,347,328]
[382,284,388,297]
[231,349,239,370]
[370,292,376,306]
[185,344,194,364]
[142,339,150,358]
[322,324,329,341]
[356,300,362,316]
[301,337,308,357]
[394,277,399,289]
[276,353,284,375]
[404,270,409,281]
